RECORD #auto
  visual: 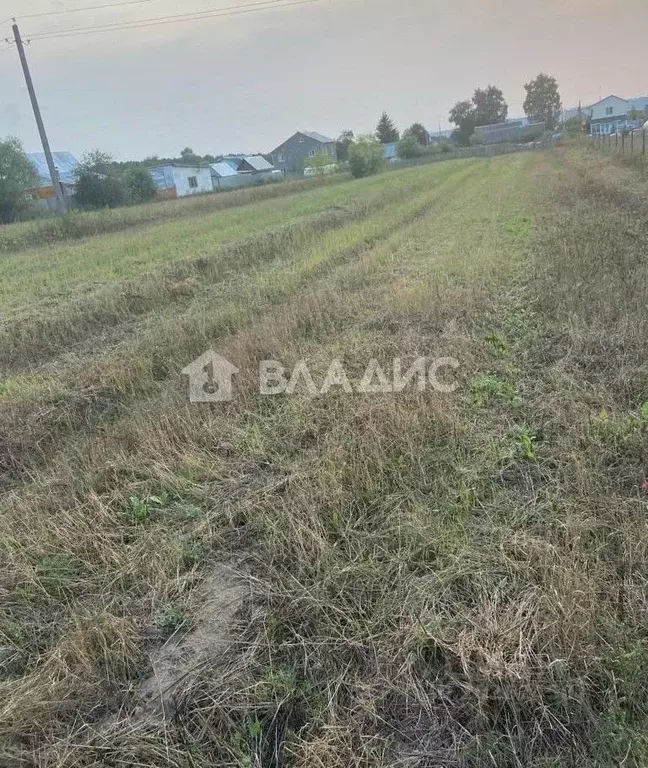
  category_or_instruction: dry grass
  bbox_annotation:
[2,148,648,766]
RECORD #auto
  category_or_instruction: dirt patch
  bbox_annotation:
[138,564,248,720]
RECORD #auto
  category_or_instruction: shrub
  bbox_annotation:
[124,166,157,204]
[348,136,385,178]
[0,136,38,224]
[304,153,337,176]
[397,136,425,159]
[74,150,127,209]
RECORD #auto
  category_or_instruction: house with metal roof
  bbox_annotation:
[27,151,79,186]
[237,155,275,173]
[149,164,213,199]
[269,131,337,174]
[26,151,79,206]
[210,155,280,189]
[220,155,247,171]
[210,161,249,190]
[473,120,545,145]
[589,95,648,136]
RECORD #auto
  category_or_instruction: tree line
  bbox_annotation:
[334,72,563,179]
[0,72,568,220]
[449,73,562,145]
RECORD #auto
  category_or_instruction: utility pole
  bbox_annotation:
[12,19,65,214]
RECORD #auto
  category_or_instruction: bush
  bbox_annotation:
[124,166,157,204]
[74,150,127,209]
[348,136,385,178]
[304,153,337,176]
[397,136,425,159]
[75,172,126,209]
[564,117,586,134]
[0,136,38,224]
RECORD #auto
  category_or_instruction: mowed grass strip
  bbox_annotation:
[0,154,538,764]
[0,161,473,314]
[0,173,350,256]
[0,160,477,374]
[0,162,482,486]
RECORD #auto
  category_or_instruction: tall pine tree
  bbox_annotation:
[376,112,400,143]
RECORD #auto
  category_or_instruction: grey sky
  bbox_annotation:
[1,0,646,160]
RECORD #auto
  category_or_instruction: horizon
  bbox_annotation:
[1,0,646,161]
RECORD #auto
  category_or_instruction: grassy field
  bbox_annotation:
[2,146,648,766]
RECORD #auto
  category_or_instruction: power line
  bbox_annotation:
[26,0,317,39]
[2,0,153,26]
[26,0,321,40]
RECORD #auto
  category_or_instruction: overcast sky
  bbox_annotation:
[1,0,646,160]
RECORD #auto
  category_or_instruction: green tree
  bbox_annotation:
[403,122,429,145]
[74,150,127,209]
[124,165,157,204]
[375,112,399,143]
[335,130,354,163]
[449,99,477,146]
[523,73,562,129]
[0,136,37,223]
[180,147,200,164]
[472,85,508,126]
[348,135,385,178]
[449,86,509,145]
[564,116,586,134]
[397,135,424,159]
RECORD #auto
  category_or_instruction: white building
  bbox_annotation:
[149,164,213,199]
[589,95,648,136]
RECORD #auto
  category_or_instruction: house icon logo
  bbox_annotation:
[182,351,239,403]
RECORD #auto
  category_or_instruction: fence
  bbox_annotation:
[592,129,648,160]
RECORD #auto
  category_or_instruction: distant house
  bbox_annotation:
[27,151,78,208]
[210,155,279,190]
[235,155,280,182]
[221,155,246,171]
[589,95,648,136]
[269,131,337,174]
[210,161,248,190]
[473,121,545,145]
[149,164,213,199]
[237,155,274,173]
